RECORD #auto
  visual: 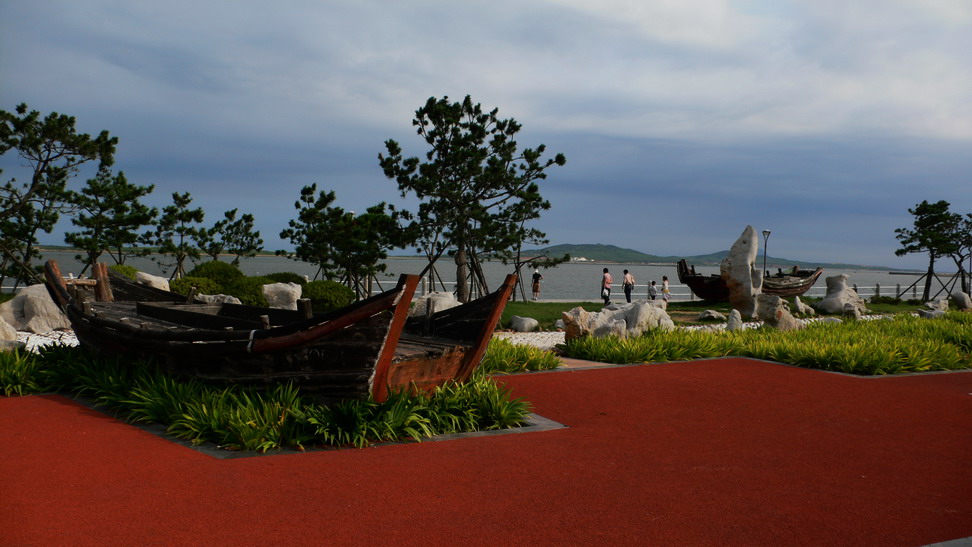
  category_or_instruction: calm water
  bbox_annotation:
[25,250,938,301]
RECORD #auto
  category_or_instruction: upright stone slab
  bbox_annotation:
[720,225,762,319]
[726,309,744,331]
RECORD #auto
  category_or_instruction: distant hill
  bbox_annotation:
[528,243,895,271]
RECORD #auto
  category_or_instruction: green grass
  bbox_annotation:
[563,312,972,375]
[479,338,561,374]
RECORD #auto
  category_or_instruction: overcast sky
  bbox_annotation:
[2,0,970,269]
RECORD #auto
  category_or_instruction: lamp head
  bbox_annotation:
[762,230,771,238]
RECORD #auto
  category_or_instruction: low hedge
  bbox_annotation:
[303,280,354,312]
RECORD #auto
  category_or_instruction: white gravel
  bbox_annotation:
[15,330,79,352]
[492,331,566,351]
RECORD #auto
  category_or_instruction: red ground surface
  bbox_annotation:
[2,358,971,546]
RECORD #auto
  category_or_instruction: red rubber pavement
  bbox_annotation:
[2,358,971,546]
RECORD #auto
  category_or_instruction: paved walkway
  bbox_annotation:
[2,358,971,546]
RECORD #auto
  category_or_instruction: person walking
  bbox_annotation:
[662,275,671,302]
[601,268,613,305]
[648,280,657,300]
[622,269,635,303]
[531,269,543,301]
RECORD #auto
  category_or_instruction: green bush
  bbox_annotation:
[170,276,224,297]
[303,280,354,312]
[224,276,273,307]
[479,338,561,374]
[2,345,531,452]
[187,260,245,285]
[108,264,138,280]
[264,272,307,285]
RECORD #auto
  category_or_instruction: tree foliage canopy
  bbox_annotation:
[895,199,964,300]
[144,192,205,279]
[379,95,565,301]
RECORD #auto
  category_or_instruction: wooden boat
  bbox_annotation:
[676,259,823,301]
[44,261,515,403]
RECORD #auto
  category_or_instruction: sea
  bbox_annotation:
[15,250,949,302]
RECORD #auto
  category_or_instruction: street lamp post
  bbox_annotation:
[761,229,771,278]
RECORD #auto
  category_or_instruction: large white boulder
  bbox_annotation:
[409,292,461,317]
[0,316,17,342]
[756,294,804,331]
[562,301,674,341]
[509,315,539,333]
[720,225,762,319]
[136,272,170,291]
[262,282,301,310]
[951,290,972,311]
[0,284,71,333]
[814,274,868,315]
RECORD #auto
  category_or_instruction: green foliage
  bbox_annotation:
[279,184,407,297]
[224,276,272,307]
[379,95,565,302]
[2,345,530,452]
[108,264,138,280]
[479,338,561,374]
[142,192,205,279]
[196,208,264,264]
[302,279,355,312]
[0,348,45,396]
[264,272,307,285]
[187,260,245,284]
[564,313,972,375]
[64,167,157,270]
[169,276,224,297]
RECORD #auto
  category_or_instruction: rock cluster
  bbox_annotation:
[561,301,673,341]
[755,294,804,331]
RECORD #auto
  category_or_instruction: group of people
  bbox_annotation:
[601,268,669,306]
[528,267,671,305]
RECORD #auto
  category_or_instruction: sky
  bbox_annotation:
[2,0,970,270]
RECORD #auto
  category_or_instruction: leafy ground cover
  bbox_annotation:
[564,312,972,375]
[0,344,539,452]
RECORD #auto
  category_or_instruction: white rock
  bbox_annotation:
[0,316,17,342]
[262,282,301,310]
[917,309,946,319]
[509,315,539,332]
[697,310,726,321]
[951,290,972,310]
[562,301,674,341]
[815,274,868,315]
[843,302,862,320]
[0,284,71,333]
[136,272,170,291]
[925,298,949,311]
[720,225,762,319]
[756,294,804,331]
[195,293,242,305]
[726,309,744,331]
[409,292,461,317]
[793,296,815,316]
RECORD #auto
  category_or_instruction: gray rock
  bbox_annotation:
[0,284,71,333]
[917,309,946,319]
[409,291,461,317]
[510,315,539,332]
[195,293,243,305]
[562,301,674,341]
[136,271,170,291]
[818,317,843,324]
[697,310,726,321]
[726,309,744,331]
[793,296,815,316]
[0,316,17,342]
[951,290,972,310]
[262,282,302,310]
[720,225,762,319]
[842,302,862,320]
[553,319,566,330]
[925,298,949,311]
[756,294,804,331]
[815,274,868,315]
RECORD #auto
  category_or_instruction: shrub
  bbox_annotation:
[170,276,224,297]
[224,276,273,307]
[108,264,138,280]
[187,261,245,285]
[303,280,354,312]
[0,348,45,396]
[479,338,561,374]
[264,272,307,285]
